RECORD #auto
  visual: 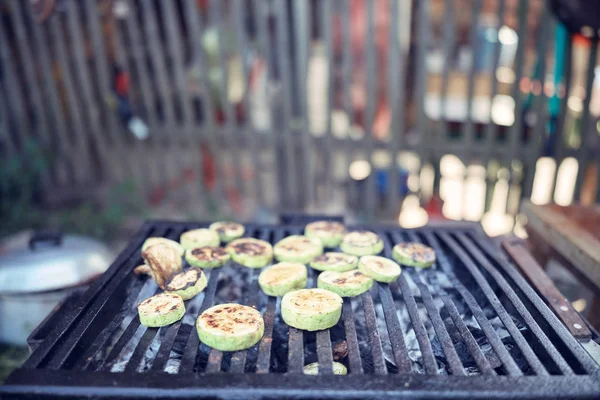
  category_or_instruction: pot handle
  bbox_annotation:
[29,231,62,250]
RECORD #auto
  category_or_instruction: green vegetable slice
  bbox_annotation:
[303,361,348,375]
[318,269,373,297]
[164,269,207,300]
[138,293,185,327]
[274,235,323,264]
[196,303,264,351]
[358,255,402,283]
[281,288,342,331]
[310,252,358,272]
[304,221,345,247]
[226,238,273,268]
[209,221,245,243]
[259,262,307,296]
[339,231,384,256]
[141,237,184,256]
[180,228,220,250]
[392,242,436,268]
[185,246,231,268]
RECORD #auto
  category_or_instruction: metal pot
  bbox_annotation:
[0,231,113,346]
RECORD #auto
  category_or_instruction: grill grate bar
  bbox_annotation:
[98,318,143,371]
[440,293,496,376]
[287,328,304,374]
[255,297,277,374]
[377,284,412,374]
[470,234,600,374]
[413,276,466,375]
[205,350,223,373]
[423,232,523,376]
[360,292,387,375]
[396,275,438,375]
[316,330,335,375]
[440,233,549,376]
[342,299,363,374]
[456,234,574,375]
[180,269,221,372]
[124,327,159,373]
[75,277,149,370]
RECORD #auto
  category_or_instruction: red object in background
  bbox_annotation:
[424,195,445,220]
[115,71,129,97]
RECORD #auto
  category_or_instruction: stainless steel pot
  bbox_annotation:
[0,231,113,345]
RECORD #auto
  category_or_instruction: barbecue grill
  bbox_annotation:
[2,220,600,399]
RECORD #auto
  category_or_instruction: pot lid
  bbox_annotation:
[0,231,114,294]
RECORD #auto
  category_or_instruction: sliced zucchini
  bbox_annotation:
[339,231,384,256]
[196,303,264,351]
[164,268,207,300]
[258,262,307,296]
[180,228,220,250]
[226,238,273,268]
[138,293,185,327]
[185,246,231,268]
[317,270,373,297]
[274,235,323,264]
[303,361,348,375]
[209,221,245,243]
[309,252,358,272]
[392,242,436,268]
[142,237,184,256]
[141,243,184,289]
[281,288,343,331]
[304,221,345,247]
[358,255,401,283]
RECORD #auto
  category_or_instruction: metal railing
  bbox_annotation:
[0,0,598,227]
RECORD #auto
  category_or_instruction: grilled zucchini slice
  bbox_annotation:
[274,235,323,264]
[303,361,348,375]
[304,221,345,247]
[141,237,184,256]
[164,268,207,300]
[258,262,308,296]
[392,242,436,268]
[281,288,343,331]
[185,246,231,268]
[317,270,373,297]
[310,252,358,272]
[138,293,185,327]
[226,238,273,268]
[180,228,220,250]
[358,255,402,283]
[209,221,245,243]
[196,303,264,351]
[339,231,384,256]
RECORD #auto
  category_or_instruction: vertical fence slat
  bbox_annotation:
[462,0,482,150]
[522,7,553,199]
[364,0,377,218]
[8,0,54,186]
[507,0,529,161]
[211,0,245,201]
[573,37,598,201]
[415,0,430,193]
[321,0,334,204]
[232,0,263,207]
[341,0,355,211]
[387,0,403,214]
[65,0,114,182]
[275,0,298,208]
[47,11,93,183]
[0,82,16,154]
[439,0,455,146]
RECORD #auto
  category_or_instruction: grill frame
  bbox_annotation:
[2,220,599,400]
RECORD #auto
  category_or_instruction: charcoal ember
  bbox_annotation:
[332,340,348,361]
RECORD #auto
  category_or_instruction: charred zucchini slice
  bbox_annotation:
[303,361,348,375]
[358,255,402,283]
[317,270,373,297]
[185,246,231,268]
[141,237,184,256]
[339,231,384,256]
[281,288,343,331]
[258,262,308,296]
[196,304,264,351]
[180,228,220,250]
[138,293,185,327]
[392,242,436,268]
[209,221,245,243]
[226,238,273,268]
[304,221,345,247]
[164,268,207,300]
[310,252,358,272]
[274,235,323,264]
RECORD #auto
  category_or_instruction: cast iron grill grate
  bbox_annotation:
[2,220,599,399]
